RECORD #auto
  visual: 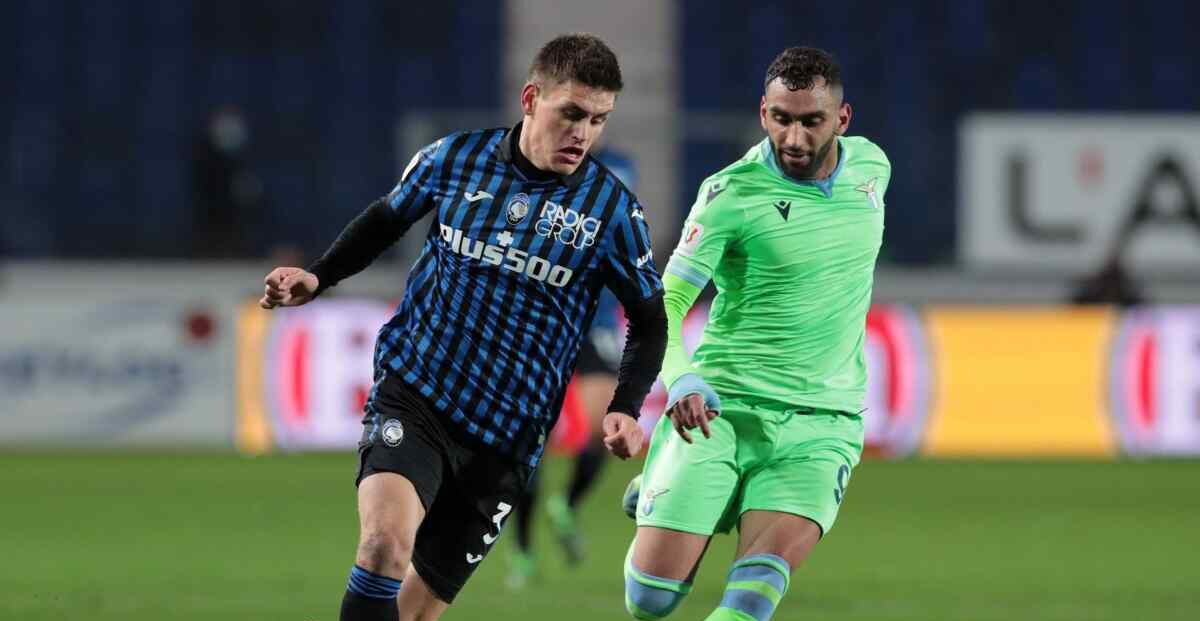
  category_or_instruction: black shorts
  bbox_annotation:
[356,373,533,603]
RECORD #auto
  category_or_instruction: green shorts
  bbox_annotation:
[635,397,864,536]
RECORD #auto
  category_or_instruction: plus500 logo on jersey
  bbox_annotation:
[535,201,602,249]
[439,224,573,287]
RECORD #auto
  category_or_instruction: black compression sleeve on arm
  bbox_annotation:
[306,197,405,296]
[606,293,668,418]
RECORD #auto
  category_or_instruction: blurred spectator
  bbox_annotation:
[191,106,264,258]
[1070,256,1145,307]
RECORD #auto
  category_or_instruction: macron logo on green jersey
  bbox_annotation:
[705,182,726,205]
[774,200,792,221]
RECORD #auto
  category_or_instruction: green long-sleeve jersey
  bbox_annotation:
[661,136,889,413]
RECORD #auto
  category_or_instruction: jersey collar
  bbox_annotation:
[760,137,845,198]
[497,122,589,189]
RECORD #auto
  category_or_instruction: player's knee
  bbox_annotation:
[624,559,690,619]
[356,529,414,576]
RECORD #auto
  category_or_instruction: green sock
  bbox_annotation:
[705,554,790,621]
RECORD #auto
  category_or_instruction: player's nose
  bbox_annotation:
[569,120,590,144]
[785,124,809,149]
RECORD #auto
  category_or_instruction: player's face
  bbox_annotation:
[760,77,851,180]
[520,79,615,175]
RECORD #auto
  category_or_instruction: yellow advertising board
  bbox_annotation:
[922,307,1117,457]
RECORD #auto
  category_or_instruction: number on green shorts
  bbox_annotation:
[833,464,850,504]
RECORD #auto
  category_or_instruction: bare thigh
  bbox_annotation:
[735,510,822,569]
[631,525,711,581]
[355,472,426,577]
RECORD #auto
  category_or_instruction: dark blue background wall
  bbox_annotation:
[1,0,502,258]
[3,1,1196,263]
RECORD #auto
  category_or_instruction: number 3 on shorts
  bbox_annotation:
[482,501,512,545]
[833,464,850,505]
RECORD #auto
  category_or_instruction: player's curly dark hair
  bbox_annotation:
[529,33,623,92]
[764,47,842,93]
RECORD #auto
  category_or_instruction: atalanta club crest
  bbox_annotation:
[382,418,404,447]
[506,193,530,226]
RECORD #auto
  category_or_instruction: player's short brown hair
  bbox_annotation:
[528,33,623,92]
[764,46,842,93]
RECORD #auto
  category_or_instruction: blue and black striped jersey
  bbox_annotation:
[374,125,662,467]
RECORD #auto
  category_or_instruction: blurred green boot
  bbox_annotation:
[546,494,586,566]
[506,550,537,591]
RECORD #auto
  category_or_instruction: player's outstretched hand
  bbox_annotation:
[669,393,719,444]
[259,267,319,309]
[602,412,644,460]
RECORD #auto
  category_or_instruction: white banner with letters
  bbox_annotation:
[960,114,1200,273]
[0,280,237,447]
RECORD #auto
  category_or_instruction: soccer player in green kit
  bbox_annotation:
[620,47,889,621]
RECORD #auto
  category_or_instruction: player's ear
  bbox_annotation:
[521,82,539,117]
[836,102,852,136]
[759,96,769,132]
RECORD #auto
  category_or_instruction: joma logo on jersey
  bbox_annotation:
[535,201,602,249]
[439,224,573,287]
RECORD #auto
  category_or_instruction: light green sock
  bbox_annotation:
[704,554,791,621]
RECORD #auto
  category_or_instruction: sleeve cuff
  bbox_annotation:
[666,373,721,413]
[664,259,711,289]
[305,260,335,297]
[605,400,640,420]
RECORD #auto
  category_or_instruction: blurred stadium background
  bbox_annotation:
[2,1,1199,620]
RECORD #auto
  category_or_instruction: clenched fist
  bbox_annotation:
[259,267,319,309]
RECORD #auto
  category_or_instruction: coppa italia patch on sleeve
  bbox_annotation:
[676,222,704,256]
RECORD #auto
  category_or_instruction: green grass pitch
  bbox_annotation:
[2,453,1197,620]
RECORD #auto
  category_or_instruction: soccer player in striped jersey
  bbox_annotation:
[508,147,641,588]
[620,47,889,621]
[259,34,666,621]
